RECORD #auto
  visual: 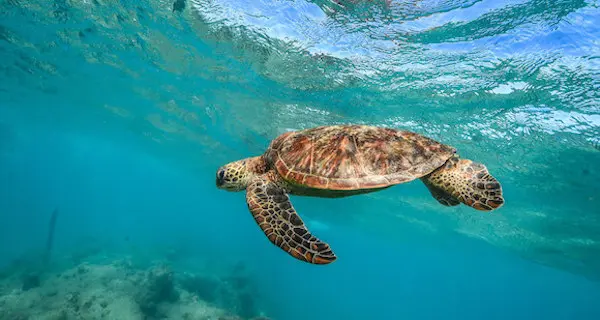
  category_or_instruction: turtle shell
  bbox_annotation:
[266,125,456,190]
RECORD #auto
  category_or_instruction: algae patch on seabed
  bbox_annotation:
[0,258,271,320]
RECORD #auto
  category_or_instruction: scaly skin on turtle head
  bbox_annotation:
[216,156,267,191]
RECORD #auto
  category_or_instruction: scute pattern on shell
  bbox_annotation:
[267,125,456,190]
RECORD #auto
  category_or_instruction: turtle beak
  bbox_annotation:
[216,169,225,188]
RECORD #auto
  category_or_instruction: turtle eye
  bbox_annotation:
[218,169,225,180]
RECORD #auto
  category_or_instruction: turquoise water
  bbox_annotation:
[1,0,600,319]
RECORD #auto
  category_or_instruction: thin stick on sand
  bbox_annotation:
[43,207,59,265]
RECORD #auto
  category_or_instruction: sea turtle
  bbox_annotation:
[216,125,504,265]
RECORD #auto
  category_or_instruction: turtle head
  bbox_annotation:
[216,156,266,191]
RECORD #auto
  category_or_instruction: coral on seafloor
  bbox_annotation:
[0,259,272,320]
[136,264,179,317]
[177,261,263,320]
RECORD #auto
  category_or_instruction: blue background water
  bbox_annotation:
[1,0,600,319]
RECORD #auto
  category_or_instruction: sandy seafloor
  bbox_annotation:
[0,252,271,320]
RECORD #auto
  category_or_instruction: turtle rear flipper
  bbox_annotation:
[422,157,504,211]
[245,172,337,264]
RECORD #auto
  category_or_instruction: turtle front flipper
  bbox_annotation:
[421,157,504,211]
[422,180,460,207]
[245,173,337,265]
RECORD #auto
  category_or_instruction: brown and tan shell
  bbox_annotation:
[265,125,456,191]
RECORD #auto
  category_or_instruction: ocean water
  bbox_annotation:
[1,0,600,319]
